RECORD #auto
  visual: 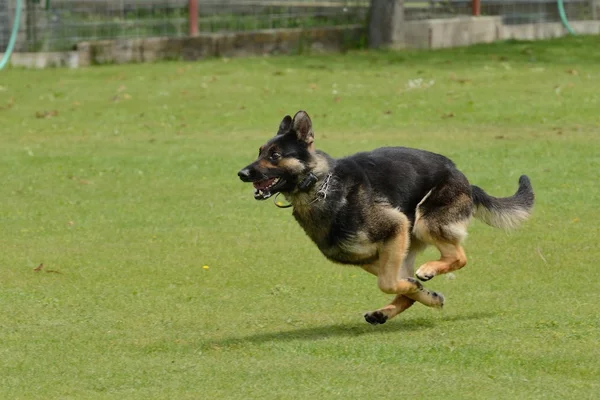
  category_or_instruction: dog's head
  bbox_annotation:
[238,111,316,200]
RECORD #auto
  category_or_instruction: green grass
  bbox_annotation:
[1,35,599,399]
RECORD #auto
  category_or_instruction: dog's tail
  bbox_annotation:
[471,175,534,231]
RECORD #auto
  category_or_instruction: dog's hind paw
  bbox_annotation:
[415,269,435,282]
[364,311,388,325]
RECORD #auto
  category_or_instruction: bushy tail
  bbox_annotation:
[472,175,534,230]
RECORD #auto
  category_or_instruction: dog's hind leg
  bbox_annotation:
[416,241,467,282]
[412,179,473,282]
[362,213,443,325]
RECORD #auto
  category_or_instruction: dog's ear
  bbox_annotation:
[277,115,293,135]
[292,111,314,147]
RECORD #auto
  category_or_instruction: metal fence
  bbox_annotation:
[2,0,369,51]
[0,0,597,52]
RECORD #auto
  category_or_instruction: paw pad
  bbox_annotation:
[364,311,388,325]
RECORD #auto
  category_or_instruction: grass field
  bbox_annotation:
[1,35,599,399]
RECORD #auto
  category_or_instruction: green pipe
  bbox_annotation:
[0,0,23,70]
[557,0,576,35]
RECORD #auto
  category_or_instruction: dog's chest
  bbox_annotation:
[292,195,378,265]
[321,231,379,265]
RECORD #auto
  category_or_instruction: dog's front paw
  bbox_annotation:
[431,291,445,308]
[364,311,388,325]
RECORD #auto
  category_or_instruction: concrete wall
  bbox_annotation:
[404,17,503,49]
[403,17,600,49]
[77,25,365,67]
[502,20,600,40]
[1,51,79,69]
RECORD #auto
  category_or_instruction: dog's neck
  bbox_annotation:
[286,150,335,208]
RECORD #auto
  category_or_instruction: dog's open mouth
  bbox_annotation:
[253,177,285,200]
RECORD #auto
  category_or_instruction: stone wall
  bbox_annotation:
[77,26,365,67]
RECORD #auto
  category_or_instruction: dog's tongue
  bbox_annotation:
[253,178,275,190]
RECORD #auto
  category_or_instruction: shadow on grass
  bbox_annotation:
[203,311,496,349]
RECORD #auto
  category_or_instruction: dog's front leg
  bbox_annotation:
[363,215,444,325]
[361,264,416,325]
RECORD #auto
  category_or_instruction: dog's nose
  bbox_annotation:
[238,168,252,182]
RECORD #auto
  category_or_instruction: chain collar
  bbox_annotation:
[273,172,333,209]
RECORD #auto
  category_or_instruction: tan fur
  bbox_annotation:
[278,158,305,174]
[338,231,378,260]
[374,210,443,308]
[306,152,329,176]
[416,242,467,281]
[473,205,530,231]
[362,239,429,321]
[258,159,275,169]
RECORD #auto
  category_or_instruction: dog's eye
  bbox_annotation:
[270,152,282,161]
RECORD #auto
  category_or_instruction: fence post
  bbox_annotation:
[368,0,405,48]
[189,0,198,37]
[472,0,481,16]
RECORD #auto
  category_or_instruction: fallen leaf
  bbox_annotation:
[333,97,341,103]
[449,74,471,84]
[441,112,454,119]
[495,135,505,139]
[566,69,578,76]
[383,110,392,115]
[1,97,14,110]
[35,110,58,119]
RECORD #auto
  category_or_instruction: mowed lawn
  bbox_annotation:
[1,36,599,399]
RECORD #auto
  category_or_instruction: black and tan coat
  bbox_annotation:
[238,111,534,325]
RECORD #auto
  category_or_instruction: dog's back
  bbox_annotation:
[335,147,464,223]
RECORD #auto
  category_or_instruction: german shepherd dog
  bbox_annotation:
[238,111,534,325]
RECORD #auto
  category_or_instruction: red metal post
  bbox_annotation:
[472,0,481,16]
[189,0,199,36]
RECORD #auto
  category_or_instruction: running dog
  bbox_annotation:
[238,111,534,325]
